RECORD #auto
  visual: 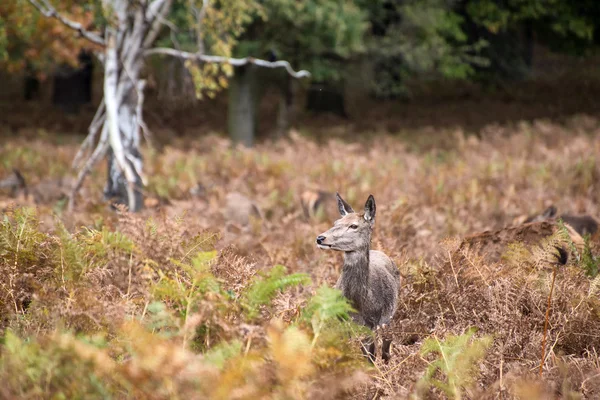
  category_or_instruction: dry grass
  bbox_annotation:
[1,115,600,399]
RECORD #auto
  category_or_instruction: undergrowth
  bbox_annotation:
[2,122,600,398]
[0,207,367,399]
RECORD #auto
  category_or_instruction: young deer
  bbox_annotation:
[524,205,599,238]
[316,193,400,363]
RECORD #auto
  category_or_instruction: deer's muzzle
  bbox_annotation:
[316,235,332,249]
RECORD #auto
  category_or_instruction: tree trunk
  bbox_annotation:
[24,63,40,101]
[100,29,145,212]
[103,148,144,211]
[228,64,259,147]
[276,74,296,138]
[102,87,144,211]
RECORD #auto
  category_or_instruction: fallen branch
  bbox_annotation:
[27,0,105,46]
[145,48,311,78]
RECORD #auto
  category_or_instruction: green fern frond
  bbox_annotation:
[502,242,530,268]
[52,219,88,282]
[418,327,492,400]
[152,251,220,321]
[580,235,599,278]
[301,285,354,324]
[203,340,243,369]
[82,226,135,258]
[299,285,368,351]
[242,265,311,320]
[0,207,46,268]
[180,232,220,262]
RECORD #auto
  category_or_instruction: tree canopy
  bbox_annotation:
[0,0,98,75]
[235,0,367,82]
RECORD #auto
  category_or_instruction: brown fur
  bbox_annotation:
[458,220,584,266]
[300,190,337,221]
[224,192,262,227]
[523,205,599,239]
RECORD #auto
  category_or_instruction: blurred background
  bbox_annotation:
[2,1,600,398]
[2,0,600,144]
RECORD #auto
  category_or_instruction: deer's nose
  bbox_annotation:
[316,236,326,245]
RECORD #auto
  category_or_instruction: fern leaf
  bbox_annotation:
[243,265,311,320]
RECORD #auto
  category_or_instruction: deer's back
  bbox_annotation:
[561,215,599,238]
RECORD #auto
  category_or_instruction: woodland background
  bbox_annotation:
[1,0,600,399]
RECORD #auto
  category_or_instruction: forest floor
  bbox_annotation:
[1,107,600,398]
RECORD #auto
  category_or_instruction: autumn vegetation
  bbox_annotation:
[0,116,600,398]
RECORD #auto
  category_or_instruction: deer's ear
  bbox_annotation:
[336,192,354,216]
[543,205,557,218]
[364,195,376,223]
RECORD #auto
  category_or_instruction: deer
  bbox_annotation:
[523,205,599,238]
[315,192,400,363]
[300,189,335,221]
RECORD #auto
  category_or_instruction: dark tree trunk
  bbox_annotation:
[24,64,40,101]
[276,74,296,138]
[228,64,260,147]
[52,51,94,114]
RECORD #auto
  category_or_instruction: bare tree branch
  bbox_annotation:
[145,48,312,78]
[135,80,154,147]
[68,124,110,211]
[27,0,105,46]
[188,0,209,54]
[144,0,174,49]
[72,100,106,169]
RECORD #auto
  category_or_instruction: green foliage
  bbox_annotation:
[161,0,264,98]
[203,339,243,369]
[153,251,221,320]
[301,285,355,324]
[466,0,598,79]
[82,226,135,259]
[416,328,493,400]
[0,0,100,73]
[364,0,488,98]
[0,205,369,398]
[580,235,599,278]
[235,0,368,81]
[242,264,311,320]
[0,207,46,271]
[300,285,369,359]
[0,330,110,399]
[466,0,594,41]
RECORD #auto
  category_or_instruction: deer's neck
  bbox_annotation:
[341,243,370,307]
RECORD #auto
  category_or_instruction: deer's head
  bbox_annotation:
[315,192,376,252]
[524,205,557,224]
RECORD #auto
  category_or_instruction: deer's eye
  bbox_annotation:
[350,224,359,229]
